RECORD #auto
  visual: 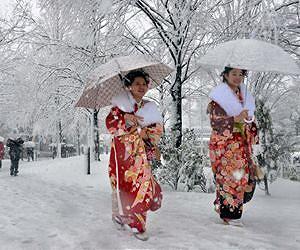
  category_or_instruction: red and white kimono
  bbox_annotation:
[106,91,163,233]
[208,83,259,220]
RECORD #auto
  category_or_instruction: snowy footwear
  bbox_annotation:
[112,216,125,230]
[133,232,149,241]
[130,227,149,241]
[214,204,220,214]
[114,219,149,241]
[222,218,230,225]
[228,219,244,227]
[221,218,244,227]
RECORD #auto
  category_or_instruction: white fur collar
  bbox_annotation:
[209,83,256,117]
[136,102,163,127]
[111,90,136,113]
[111,91,163,127]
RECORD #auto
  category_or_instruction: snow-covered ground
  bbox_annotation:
[0,156,299,250]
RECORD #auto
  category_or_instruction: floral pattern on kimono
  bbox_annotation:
[208,101,259,220]
[106,106,163,233]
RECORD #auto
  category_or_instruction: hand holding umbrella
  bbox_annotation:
[234,109,250,123]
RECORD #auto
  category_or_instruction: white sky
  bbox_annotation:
[0,0,39,18]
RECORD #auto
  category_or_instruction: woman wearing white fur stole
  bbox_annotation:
[207,67,259,226]
[106,69,163,240]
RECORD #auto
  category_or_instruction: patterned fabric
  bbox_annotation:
[207,100,259,220]
[75,55,173,109]
[106,105,163,233]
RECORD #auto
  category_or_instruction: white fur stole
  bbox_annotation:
[209,83,256,117]
[111,91,163,127]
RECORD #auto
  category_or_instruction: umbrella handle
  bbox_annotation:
[243,78,255,124]
[244,116,255,124]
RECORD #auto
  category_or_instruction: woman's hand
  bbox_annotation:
[124,114,144,126]
[140,127,149,140]
[234,109,249,123]
[244,116,255,124]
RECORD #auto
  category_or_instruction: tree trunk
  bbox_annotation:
[170,67,183,148]
[76,123,80,156]
[93,109,100,161]
[264,174,270,196]
[170,67,183,190]
[58,121,63,143]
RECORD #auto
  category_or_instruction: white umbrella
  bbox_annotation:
[24,141,35,148]
[198,39,300,75]
[75,55,173,109]
[0,136,4,142]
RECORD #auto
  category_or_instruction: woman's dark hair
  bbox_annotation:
[123,69,150,87]
[221,67,248,83]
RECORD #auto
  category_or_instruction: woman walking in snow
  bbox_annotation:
[207,67,259,226]
[106,69,163,241]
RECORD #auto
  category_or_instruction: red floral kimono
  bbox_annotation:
[208,100,259,220]
[106,104,163,233]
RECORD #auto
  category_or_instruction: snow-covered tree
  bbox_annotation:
[157,129,209,191]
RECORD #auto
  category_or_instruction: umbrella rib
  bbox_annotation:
[114,58,122,75]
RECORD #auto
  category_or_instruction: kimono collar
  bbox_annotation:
[209,83,256,117]
[111,90,144,113]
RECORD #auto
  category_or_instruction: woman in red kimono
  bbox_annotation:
[106,69,163,241]
[207,67,259,226]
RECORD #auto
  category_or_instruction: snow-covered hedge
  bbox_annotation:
[154,129,213,192]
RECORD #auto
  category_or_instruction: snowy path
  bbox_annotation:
[0,156,299,250]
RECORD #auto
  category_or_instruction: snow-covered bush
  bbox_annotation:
[156,129,210,192]
[255,99,297,194]
[256,100,281,182]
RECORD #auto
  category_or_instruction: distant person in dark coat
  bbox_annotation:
[26,147,34,161]
[6,138,24,176]
[52,146,57,159]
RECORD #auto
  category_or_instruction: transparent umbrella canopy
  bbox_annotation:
[198,39,300,75]
[199,39,300,124]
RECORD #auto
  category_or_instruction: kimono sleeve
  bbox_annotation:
[145,123,163,146]
[105,107,132,137]
[207,101,234,136]
[246,122,259,145]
